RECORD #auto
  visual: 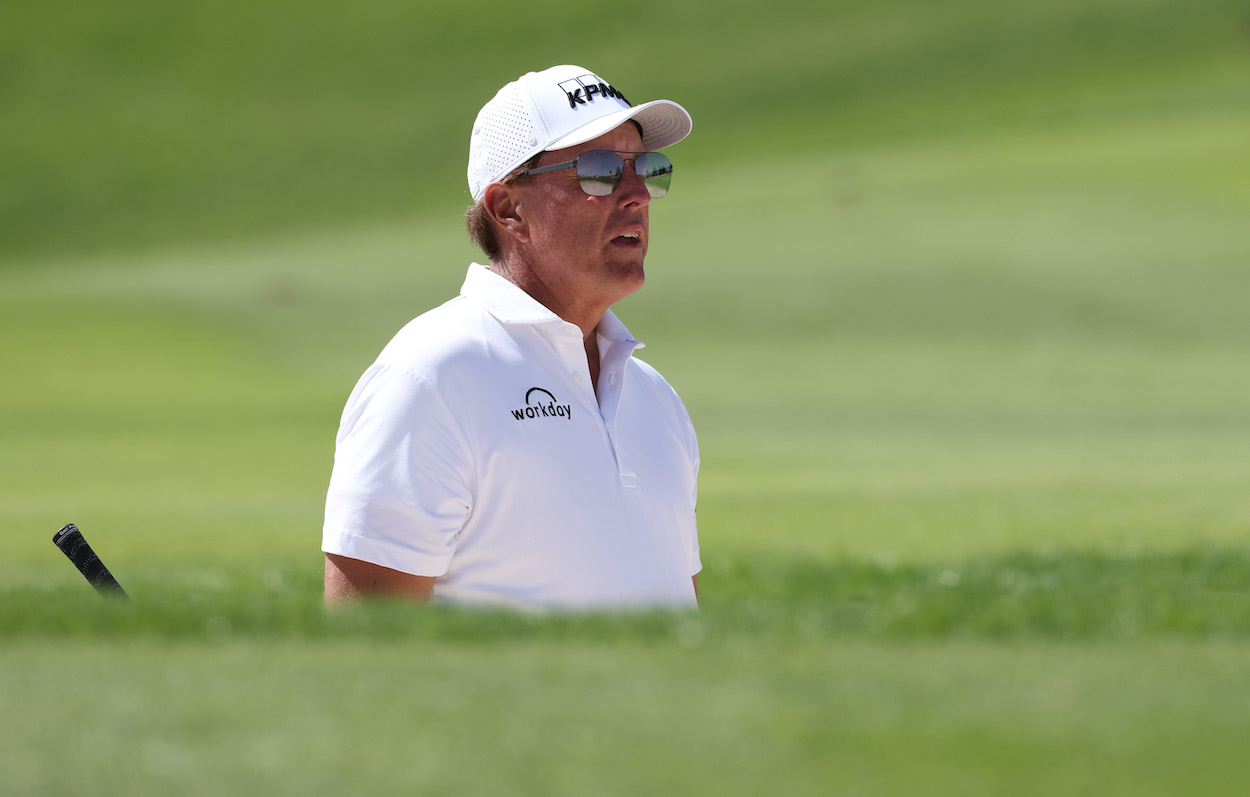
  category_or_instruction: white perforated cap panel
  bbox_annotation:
[467,80,545,204]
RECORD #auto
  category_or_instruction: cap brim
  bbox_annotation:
[545,99,692,153]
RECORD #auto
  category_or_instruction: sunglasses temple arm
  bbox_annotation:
[520,159,577,177]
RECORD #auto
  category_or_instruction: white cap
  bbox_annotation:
[467,64,693,203]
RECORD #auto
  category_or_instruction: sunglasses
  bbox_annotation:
[516,150,673,198]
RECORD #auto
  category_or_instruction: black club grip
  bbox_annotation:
[52,523,129,599]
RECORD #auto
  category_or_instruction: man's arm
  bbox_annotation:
[324,553,437,604]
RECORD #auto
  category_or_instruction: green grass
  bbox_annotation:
[5,638,1247,796]
[5,548,1250,642]
[4,0,1250,794]
[3,0,1246,257]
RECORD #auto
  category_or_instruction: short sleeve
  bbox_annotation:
[322,363,474,576]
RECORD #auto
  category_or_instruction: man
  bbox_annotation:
[321,65,700,610]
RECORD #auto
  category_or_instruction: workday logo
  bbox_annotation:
[511,387,573,422]
[558,74,629,110]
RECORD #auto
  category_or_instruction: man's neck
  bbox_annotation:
[488,259,608,340]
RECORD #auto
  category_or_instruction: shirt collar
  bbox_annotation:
[461,263,644,350]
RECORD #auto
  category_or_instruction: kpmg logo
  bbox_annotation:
[512,387,573,422]
[559,75,629,110]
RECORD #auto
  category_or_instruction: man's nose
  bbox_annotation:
[615,161,653,206]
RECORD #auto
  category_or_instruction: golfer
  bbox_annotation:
[321,65,701,610]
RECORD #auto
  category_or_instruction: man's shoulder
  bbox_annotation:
[626,354,675,392]
[376,295,486,368]
[625,355,692,416]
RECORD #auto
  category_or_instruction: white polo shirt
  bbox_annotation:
[322,264,701,611]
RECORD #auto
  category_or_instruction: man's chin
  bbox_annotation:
[609,261,647,297]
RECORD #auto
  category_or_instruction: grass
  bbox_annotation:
[5,637,1247,796]
[5,548,1250,642]
[4,0,1250,794]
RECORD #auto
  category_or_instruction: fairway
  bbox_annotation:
[4,1,1250,794]
[5,638,1250,796]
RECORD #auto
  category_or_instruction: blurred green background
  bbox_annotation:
[3,1,1250,794]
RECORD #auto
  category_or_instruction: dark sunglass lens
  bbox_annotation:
[634,152,672,198]
[576,150,625,196]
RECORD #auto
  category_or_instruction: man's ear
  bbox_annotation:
[483,183,529,244]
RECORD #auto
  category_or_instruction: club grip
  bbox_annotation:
[52,523,128,599]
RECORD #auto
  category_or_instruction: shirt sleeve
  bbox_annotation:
[322,362,474,577]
